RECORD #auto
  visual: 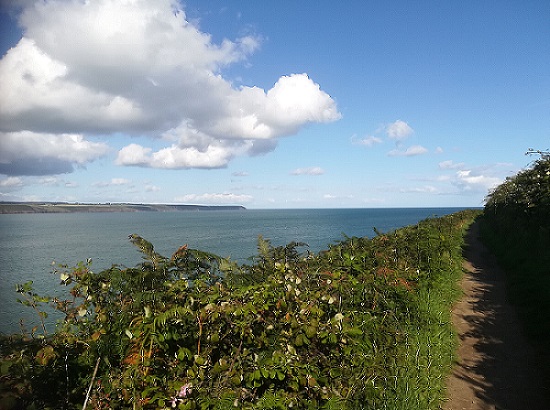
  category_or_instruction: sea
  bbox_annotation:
[0,207,470,335]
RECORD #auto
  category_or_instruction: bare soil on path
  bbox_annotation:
[442,221,549,410]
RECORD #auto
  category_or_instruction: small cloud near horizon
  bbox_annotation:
[439,160,465,169]
[388,145,428,157]
[174,192,253,204]
[93,178,132,188]
[290,166,325,176]
[352,135,383,147]
[231,171,249,177]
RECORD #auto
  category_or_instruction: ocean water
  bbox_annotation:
[0,207,468,334]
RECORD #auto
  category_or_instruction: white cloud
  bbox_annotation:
[0,176,23,188]
[400,185,438,194]
[439,160,465,170]
[151,144,234,169]
[323,193,354,200]
[291,166,325,176]
[0,131,109,175]
[385,120,414,141]
[353,135,383,147]
[0,191,41,202]
[174,193,253,204]
[260,74,341,133]
[0,0,340,175]
[145,184,161,192]
[38,176,59,186]
[115,144,152,166]
[388,145,428,157]
[454,169,501,192]
[111,178,131,185]
[116,137,243,169]
[93,178,132,187]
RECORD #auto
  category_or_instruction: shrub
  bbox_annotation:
[0,210,479,409]
[482,151,550,385]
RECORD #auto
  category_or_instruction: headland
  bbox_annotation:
[0,202,246,214]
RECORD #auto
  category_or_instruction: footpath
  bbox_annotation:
[442,221,549,410]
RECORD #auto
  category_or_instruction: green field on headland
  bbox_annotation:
[0,202,246,214]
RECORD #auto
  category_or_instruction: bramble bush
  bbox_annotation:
[0,210,480,409]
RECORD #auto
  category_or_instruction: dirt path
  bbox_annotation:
[442,221,549,410]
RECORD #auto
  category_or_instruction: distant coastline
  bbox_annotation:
[0,202,246,214]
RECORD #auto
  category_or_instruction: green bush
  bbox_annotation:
[482,151,550,383]
[0,210,479,409]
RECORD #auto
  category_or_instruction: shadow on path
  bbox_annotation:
[442,220,549,410]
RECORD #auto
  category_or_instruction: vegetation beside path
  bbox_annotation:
[0,209,479,409]
[482,151,550,387]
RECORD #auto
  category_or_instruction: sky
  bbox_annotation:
[0,0,549,209]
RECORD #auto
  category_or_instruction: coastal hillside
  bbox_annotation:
[0,202,246,214]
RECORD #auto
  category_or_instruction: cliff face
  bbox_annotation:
[0,202,246,214]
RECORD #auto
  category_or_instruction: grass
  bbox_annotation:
[354,210,479,409]
[393,214,473,409]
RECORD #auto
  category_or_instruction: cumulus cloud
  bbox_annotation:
[291,166,325,176]
[115,144,152,167]
[0,131,109,175]
[0,0,340,174]
[174,193,253,204]
[385,120,414,141]
[115,138,243,169]
[454,169,501,192]
[387,145,428,157]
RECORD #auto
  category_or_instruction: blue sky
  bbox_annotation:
[0,0,548,208]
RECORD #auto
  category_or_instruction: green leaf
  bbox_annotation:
[194,355,206,366]
[177,347,191,360]
[16,281,33,293]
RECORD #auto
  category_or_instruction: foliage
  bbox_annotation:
[485,151,550,230]
[482,151,550,385]
[0,210,479,409]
